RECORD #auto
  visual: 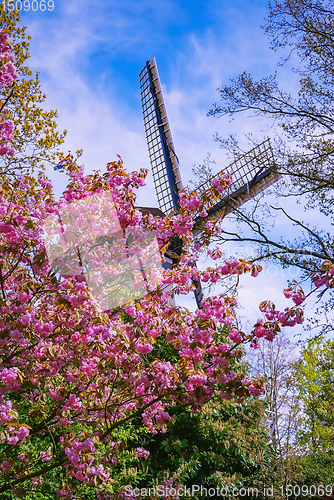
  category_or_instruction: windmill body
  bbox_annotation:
[139,58,281,307]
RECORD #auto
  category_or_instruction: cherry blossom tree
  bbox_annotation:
[0,148,307,499]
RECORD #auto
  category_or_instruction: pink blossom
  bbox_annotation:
[16,426,29,441]
[248,384,262,397]
[0,61,17,88]
[137,447,150,458]
[40,449,53,461]
[292,293,305,305]
[7,436,19,445]
[64,394,83,411]
[229,329,242,344]
[0,142,14,156]
[254,326,266,338]
[0,120,14,141]
[1,460,11,473]
[50,389,64,401]
[0,145,308,492]
[136,342,153,354]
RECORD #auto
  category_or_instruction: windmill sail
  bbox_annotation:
[193,138,281,231]
[140,58,182,215]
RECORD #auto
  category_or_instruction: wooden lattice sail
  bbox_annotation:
[140,58,183,215]
[193,138,280,231]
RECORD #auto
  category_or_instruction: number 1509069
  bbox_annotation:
[1,0,54,11]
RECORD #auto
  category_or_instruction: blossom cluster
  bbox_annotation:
[283,283,306,305]
[0,30,17,156]
[0,120,14,142]
[0,31,17,89]
[246,299,304,349]
[63,437,110,484]
[43,190,162,311]
[310,259,334,289]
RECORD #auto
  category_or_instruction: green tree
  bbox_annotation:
[248,333,303,491]
[296,336,334,452]
[278,336,334,494]
[142,399,276,499]
[0,8,80,177]
[247,333,334,498]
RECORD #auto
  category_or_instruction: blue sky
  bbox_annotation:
[16,0,317,332]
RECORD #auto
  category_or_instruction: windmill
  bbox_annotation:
[139,58,280,308]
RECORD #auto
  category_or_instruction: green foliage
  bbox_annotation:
[148,399,273,488]
[106,398,276,500]
[295,336,334,452]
